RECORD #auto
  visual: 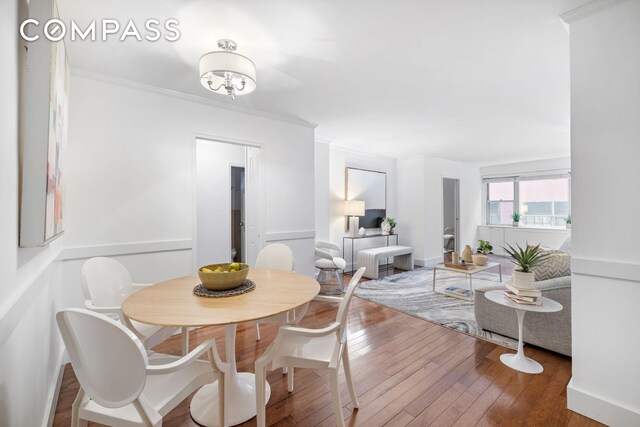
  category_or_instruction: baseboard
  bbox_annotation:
[423,256,442,267]
[567,379,640,426]
[43,348,67,427]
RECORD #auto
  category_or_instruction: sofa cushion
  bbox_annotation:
[559,236,572,253]
[532,249,571,281]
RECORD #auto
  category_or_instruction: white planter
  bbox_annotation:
[566,223,571,230]
[512,270,536,290]
[472,254,488,266]
[513,221,519,227]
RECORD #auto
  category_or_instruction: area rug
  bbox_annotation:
[354,267,517,349]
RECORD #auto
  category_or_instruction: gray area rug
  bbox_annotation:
[354,267,517,349]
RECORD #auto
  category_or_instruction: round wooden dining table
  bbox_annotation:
[122,269,320,426]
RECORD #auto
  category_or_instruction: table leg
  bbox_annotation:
[469,274,474,298]
[499,309,543,374]
[352,241,355,275]
[181,327,189,356]
[190,324,272,426]
[499,264,503,283]
[432,268,437,293]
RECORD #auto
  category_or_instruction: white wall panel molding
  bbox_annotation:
[71,67,317,129]
[44,348,66,427]
[0,248,63,348]
[567,379,640,426]
[264,230,316,242]
[572,256,640,283]
[60,239,193,261]
[560,0,631,24]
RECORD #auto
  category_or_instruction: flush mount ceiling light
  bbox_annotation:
[199,39,257,100]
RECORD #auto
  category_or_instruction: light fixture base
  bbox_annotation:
[218,39,237,52]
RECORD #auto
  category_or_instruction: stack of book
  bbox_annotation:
[504,283,542,305]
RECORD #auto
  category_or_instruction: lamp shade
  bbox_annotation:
[199,51,257,95]
[344,200,365,216]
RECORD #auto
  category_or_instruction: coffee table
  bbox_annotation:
[484,290,563,374]
[431,262,502,301]
[122,269,319,426]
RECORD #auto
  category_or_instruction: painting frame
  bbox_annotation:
[19,0,69,247]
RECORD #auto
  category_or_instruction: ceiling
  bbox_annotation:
[57,0,570,164]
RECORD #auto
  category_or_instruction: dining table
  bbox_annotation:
[121,268,320,426]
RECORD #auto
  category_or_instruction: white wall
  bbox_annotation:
[328,146,397,267]
[563,1,640,425]
[397,157,426,262]
[196,139,245,266]
[0,1,69,425]
[64,71,317,276]
[398,155,482,266]
[314,141,331,241]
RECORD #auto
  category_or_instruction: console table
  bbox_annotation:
[342,233,399,274]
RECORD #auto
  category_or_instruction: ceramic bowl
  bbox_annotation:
[472,254,488,266]
[198,263,250,290]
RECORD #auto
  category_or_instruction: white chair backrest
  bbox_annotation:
[56,308,148,408]
[255,243,294,271]
[315,240,340,260]
[82,257,134,307]
[336,267,366,339]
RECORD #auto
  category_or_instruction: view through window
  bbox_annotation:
[485,174,570,228]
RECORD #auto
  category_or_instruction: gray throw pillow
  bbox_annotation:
[532,249,571,281]
[559,236,572,253]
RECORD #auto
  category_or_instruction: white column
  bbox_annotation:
[561,1,640,425]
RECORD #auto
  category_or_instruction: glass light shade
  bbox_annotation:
[344,200,365,216]
[199,51,257,95]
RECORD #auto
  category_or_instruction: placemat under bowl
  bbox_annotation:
[193,279,256,298]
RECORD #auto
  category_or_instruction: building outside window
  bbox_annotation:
[485,174,570,228]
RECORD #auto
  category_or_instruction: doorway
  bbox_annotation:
[196,138,261,268]
[230,166,245,263]
[443,178,460,253]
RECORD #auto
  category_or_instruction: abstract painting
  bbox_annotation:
[45,35,69,241]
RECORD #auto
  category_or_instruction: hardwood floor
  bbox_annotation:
[53,268,598,427]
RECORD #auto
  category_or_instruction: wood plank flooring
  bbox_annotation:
[52,268,598,426]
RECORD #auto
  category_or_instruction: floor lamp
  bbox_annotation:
[345,200,365,237]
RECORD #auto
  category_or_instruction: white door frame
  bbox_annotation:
[191,133,266,272]
[229,163,245,262]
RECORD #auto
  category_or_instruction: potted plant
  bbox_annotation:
[512,213,521,227]
[565,215,572,230]
[473,240,493,266]
[382,217,397,235]
[503,243,549,289]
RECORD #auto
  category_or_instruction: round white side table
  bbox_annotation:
[484,290,563,374]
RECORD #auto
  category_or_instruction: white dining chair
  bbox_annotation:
[254,267,366,427]
[314,239,347,294]
[81,257,189,354]
[57,308,229,427]
[253,243,308,342]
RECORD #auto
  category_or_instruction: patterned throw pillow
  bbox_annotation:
[532,249,571,281]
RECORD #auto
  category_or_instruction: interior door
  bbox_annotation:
[244,146,260,266]
[443,178,460,253]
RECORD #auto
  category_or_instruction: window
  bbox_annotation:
[484,174,570,228]
[519,177,570,227]
[487,180,515,225]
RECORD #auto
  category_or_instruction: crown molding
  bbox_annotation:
[70,67,318,129]
[331,144,397,162]
[560,0,631,24]
[314,135,333,144]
